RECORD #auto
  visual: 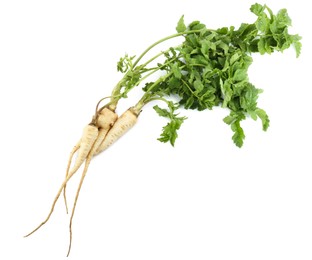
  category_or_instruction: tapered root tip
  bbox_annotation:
[67,239,72,257]
[24,219,49,238]
[24,229,37,238]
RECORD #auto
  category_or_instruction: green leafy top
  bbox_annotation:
[111,3,301,147]
[153,101,187,146]
[176,15,187,33]
[249,3,301,57]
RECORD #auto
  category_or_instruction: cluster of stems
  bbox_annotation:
[98,30,201,115]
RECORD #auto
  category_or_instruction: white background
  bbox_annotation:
[0,0,311,259]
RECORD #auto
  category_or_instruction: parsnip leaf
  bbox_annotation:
[153,102,187,146]
[176,15,186,33]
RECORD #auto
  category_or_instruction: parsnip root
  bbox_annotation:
[63,107,117,212]
[66,108,118,255]
[67,107,138,255]
[25,124,98,238]
[25,107,119,256]
[95,108,138,154]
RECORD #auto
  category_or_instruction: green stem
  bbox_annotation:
[108,51,169,110]
[145,97,169,104]
[109,47,180,110]
[135,53,182,87]
[137,44,182,69]
[132,30,200,68]
[138,51,165,69]
[181,78,200,99]
[110,30,200,110]
[133,72,173,113]
[135,68,160,86]
[108,79,126,111]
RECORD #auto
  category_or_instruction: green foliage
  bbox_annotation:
[115,3,301,147]
[151,3,300,147]
[256,108,270,131]
[117,54,135,73]
[176,15,186,33]
[223,112,246,147]
[116,54,146,98]
[249,3,302,57]
[153,102,187,146]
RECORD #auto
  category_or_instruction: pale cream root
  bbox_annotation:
[95,108,138,155]
[97,107,118,129]
[63,141,80,213]
[65,108,118,255]
[25,125,98,238]
[68,125,98,175]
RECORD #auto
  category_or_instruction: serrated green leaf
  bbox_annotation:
[256,13,270,32]
[158,121,176,145]
[158,117,186,146]
[194,79,204,93]
[217,41,229,55]
[276,9,292,27]
[176,15,187,33]
[153,102,187,146]
[217,27,229,35]
[258,37,266,54]
[171,62,182,79]
[223,115,235,125]
[248,110,258,120]
[231,120,245,147]
[220,79,233,108]
[200,40,209,56]
[256,108,270,131]
[185,96,194,109]
[153,105,170,117]
[168,76,181,89]
[191,55,209,65]
[233,69,248,82]
[269,20,279,34]
[239,83,259,111]
[230,52,241,65]
[293,40,302,58]
[158,120,182,146]
[250,3,265,16]
[189,22,206,31]
[291,34,302,57]
[117,55,128,73]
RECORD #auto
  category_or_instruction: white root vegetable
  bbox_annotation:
[62,124,98,212]
[25,124,98,238]
[25,107,118,243]
[68,125,99,175]
[66,108,118,255]
[95,108,138,154]
[63,108,117,212]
